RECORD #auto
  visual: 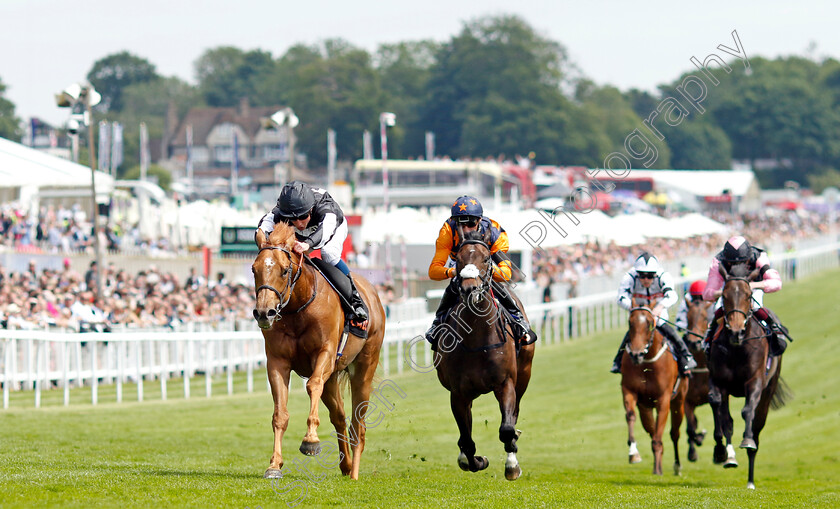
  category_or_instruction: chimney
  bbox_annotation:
[239,97,250,118]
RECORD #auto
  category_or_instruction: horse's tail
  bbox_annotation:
[771,376,792,410]
[336,369,351,395]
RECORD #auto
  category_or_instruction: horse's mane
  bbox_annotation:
[268,222,296,248]
[728,262,751,278]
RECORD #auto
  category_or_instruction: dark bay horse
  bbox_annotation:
[620,299,688,475]
[252,224,385,480]
[434,229,535,480]
[684,297,713,462]
[708,263,789,489]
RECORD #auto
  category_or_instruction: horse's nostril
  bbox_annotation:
[267,309,276,318]
[253,309,260,320]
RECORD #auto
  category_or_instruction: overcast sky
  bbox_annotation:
[1,0,835,126]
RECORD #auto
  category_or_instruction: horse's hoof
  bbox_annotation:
[457,452,470,471]
[747,482,756,490]
[505,464,522,480]
[739,438,757,450]
[629,453,642,464]
[264,468,283,479]
[673,463,682,476]
[299,441,321,456]
[713,445,727,464]
[474,456,489,472]
[724,458,739,468]
[688,449,698,462]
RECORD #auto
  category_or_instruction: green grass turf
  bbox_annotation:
[1,268,839,508]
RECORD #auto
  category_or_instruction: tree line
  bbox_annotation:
[2,14,840,190]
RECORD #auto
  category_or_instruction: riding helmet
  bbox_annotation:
[688,280,707,297]
[722,235,752,263]
[451,196,483,222]
[277,181,315,218]
[633,252,661,273]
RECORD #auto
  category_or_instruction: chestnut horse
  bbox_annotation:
[620,299,688,475]
[708,263,789,489]
[684,297,712,462]
[433,229,535,481]
[252,224,385,480]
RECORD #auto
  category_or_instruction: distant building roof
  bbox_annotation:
[622,169,758,197]
[169,99,285,147]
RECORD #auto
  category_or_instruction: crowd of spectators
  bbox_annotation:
[0,259,252,332]
[532,210,831,287]
[0,204,176,255]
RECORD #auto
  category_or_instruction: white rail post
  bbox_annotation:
[116,341,123,404]
[160,340,168,401]
[184,339,191,400]
[62,341,69,406]
[227,340,234,396]
[246,339,254,393]
[136,341,143,402]
[205,339,212,398]
[34,342,42,409]
[3,340,11,409]
[91,341,98,406]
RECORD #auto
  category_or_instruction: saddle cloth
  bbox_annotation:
[309,257,369,339]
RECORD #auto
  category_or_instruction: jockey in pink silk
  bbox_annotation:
[702,235,791,356]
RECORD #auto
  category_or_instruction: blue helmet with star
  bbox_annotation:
[450,195,483,222]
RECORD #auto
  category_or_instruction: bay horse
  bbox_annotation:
[620,299,688,475]
[433,229,535,480]
[684,297,712,462]
[252,224,385,480]
[708,263,789,489]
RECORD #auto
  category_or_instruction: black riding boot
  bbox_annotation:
[658,323,698,376]
[347,275,368,321]
[425,280,459,350]
[492,281,530,340]
[758,308,790,356]
[610,331,630,373]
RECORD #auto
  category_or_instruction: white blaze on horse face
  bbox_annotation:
[263,256,275,278]
[460,264,480,279]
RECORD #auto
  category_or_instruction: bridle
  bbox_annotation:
[722,276,754,331]
[254,245,316,318]
[457,239,493,299]
[627,306,657,358]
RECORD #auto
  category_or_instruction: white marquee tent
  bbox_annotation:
[0,136,114,211]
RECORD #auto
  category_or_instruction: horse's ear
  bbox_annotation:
[631,297,637,308]
[718,261,729,280]
[649,298,659,310]
[255,228,268,249]
[748,267,761,282]
[684,294,691,305]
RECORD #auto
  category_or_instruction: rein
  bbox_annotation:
[627,306,657,357]
[722,276,755,333]
[455,238,506,353]
[256,245,318,317]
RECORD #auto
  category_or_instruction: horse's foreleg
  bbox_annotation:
[494,378,521,480]
[265,356,291,478]
[647,400,668,476]
[670,384,687,475]
[451,392,487,473]
[709,379,728,465]
[320,375,352,476]
[513,343,535,424]
[347,355,379,480]
[622,388,642,464]
[739,377,765,450]
[718,388,738,468]
[685,402,699,462]
[301,350,334,456]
